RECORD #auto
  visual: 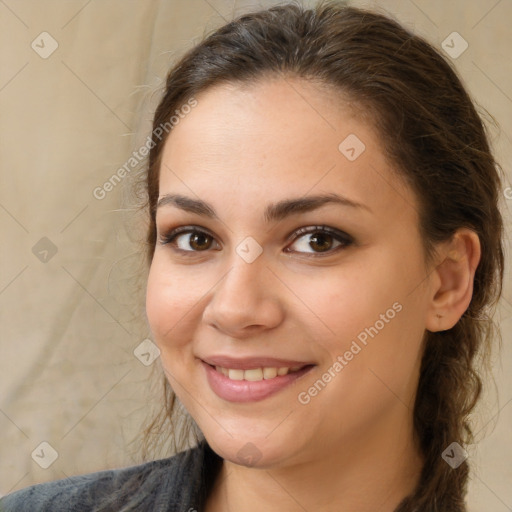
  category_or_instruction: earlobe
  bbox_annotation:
[425,229,481,332]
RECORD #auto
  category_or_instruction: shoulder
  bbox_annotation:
[0,440,220,512]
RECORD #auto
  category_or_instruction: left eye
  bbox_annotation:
[285,226,353,255]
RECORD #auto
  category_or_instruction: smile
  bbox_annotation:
[201,360,315,402]
[214,365,303,381]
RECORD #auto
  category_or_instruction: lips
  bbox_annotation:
[201,358,316,403]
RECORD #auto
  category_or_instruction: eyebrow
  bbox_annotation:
[156,192,371,222]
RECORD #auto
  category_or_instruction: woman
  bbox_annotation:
[1,1,505,511]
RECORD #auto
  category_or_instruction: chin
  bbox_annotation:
[205,430,299,469]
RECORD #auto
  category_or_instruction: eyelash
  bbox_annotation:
[158,225,354,257]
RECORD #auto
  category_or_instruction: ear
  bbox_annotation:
[425,228,481,332]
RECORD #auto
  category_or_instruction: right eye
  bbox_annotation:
[159,226,221,254]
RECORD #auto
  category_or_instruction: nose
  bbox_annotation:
[201,253,285,338]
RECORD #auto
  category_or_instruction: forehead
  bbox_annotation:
[165,77,368,158]
[157,77,416,224]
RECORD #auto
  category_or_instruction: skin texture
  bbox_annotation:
[145,77,481,512]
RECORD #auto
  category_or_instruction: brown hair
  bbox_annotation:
[137,2,505,510]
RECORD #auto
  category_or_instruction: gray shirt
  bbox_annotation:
[0,439,222,511]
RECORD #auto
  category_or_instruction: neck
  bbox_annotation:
[205,412,423,512]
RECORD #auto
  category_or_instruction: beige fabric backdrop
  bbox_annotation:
[1,0,510,510]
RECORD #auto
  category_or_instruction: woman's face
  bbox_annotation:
[146,77,431,468]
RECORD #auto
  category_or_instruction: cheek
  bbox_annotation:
[146,260,169,336]
[287,262,390,350]
[296,246,423,366]
[145,257,200,349]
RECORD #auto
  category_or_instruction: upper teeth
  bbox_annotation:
[215,366,302,381]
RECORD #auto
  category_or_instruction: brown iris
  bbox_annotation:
[189,232,213,251]
[308,232,333,252]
